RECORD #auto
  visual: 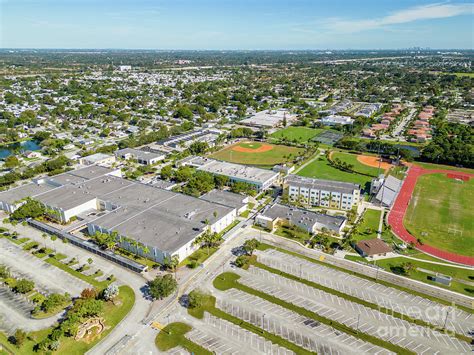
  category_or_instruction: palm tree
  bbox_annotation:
[142,245,150,256]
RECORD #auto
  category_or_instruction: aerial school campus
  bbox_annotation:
[0,19,474,355]
[0,100,473,355]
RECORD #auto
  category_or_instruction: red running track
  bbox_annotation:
[388,165,474,266]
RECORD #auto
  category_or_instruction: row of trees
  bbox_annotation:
[0,155,71,188]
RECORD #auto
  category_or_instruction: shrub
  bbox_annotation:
[235,255,249,268]
[14,279,35,294]
[102,284,119,301]
[188,289,205,309]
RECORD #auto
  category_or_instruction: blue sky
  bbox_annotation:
[1,0,473,49]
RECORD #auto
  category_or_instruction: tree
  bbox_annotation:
[160,165,173,180]
[188,289,205,309]
[80,288,98,299]
[41,293,69,312]
[243,238,260,255]
[13,329,26,348]
[91,231,116,250]
[147,274,177,300]
[193,230,222,255]
[4,155,20,169]
[0,265,10,279]
[14,279,35,294]
[102,284,119,301]
[10,198,45,220]
[71,298,103,317]
[235,255,249,268]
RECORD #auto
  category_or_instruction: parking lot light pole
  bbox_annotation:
[356,313,360,331]
[299,263,302,279]
[443,308,450,329]
[261,313,265,332]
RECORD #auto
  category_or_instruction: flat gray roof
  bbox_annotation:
[81,153,114,163]
[200,189,247,210]
[197,159,279,185]
[116,148,166,161]
[262,203,346,232]
[286,174,360,194]
[36,186,97,211]
[0,182,56,205]
[91,184,234,253]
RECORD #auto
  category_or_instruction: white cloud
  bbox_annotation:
[323,3,474,33]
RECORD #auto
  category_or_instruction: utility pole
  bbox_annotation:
[443,308,450,329]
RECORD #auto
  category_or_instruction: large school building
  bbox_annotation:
[0,166,239,263]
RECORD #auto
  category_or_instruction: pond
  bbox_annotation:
[0,140,41,159]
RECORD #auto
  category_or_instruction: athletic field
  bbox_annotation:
[404,173,473,257]
[210,141,304,167]
[270,127,324,143]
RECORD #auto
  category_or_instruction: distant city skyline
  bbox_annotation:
[1,0,473,49]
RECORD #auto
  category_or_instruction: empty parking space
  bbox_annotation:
[235,266,471,354]
[188,313,294,355]
[256,249,472,337]
[0,238,90,297]
[216,288,392,355]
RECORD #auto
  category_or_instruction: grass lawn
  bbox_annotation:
[443,72,474,78]
[352,209,382,242]
[270,126,324,143]
[297,155,373,191]
[0,286,135,355]
[331,151,381,177]
[404,173,473,257]
[2,234,29,245]
[155,322,211,354]
[375,257,474,297]
[45,254,111,290]
[413,161,474,174]
[274,225,311,245]
[179,246,218,268]
[213,273,411,354]
[210,141,304,167]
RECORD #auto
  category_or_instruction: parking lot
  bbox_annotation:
[0,284,60,334]
[256,249,472,337]
[236,266,471,354]
[0,237,91,297]
[216,288,392,355]
[185,313,293,355]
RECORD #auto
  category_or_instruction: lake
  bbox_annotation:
[0,140,41,159]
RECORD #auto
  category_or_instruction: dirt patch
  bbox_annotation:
[232,142,274,153]
[357,155,392,172]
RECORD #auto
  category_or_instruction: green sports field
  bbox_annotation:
[270,127,324,143]
[404,173,474,257]
[297,154,375,191]
[331,151,382,176]
[210,141,304,167]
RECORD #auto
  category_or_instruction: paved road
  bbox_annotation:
[391,108,416,137]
